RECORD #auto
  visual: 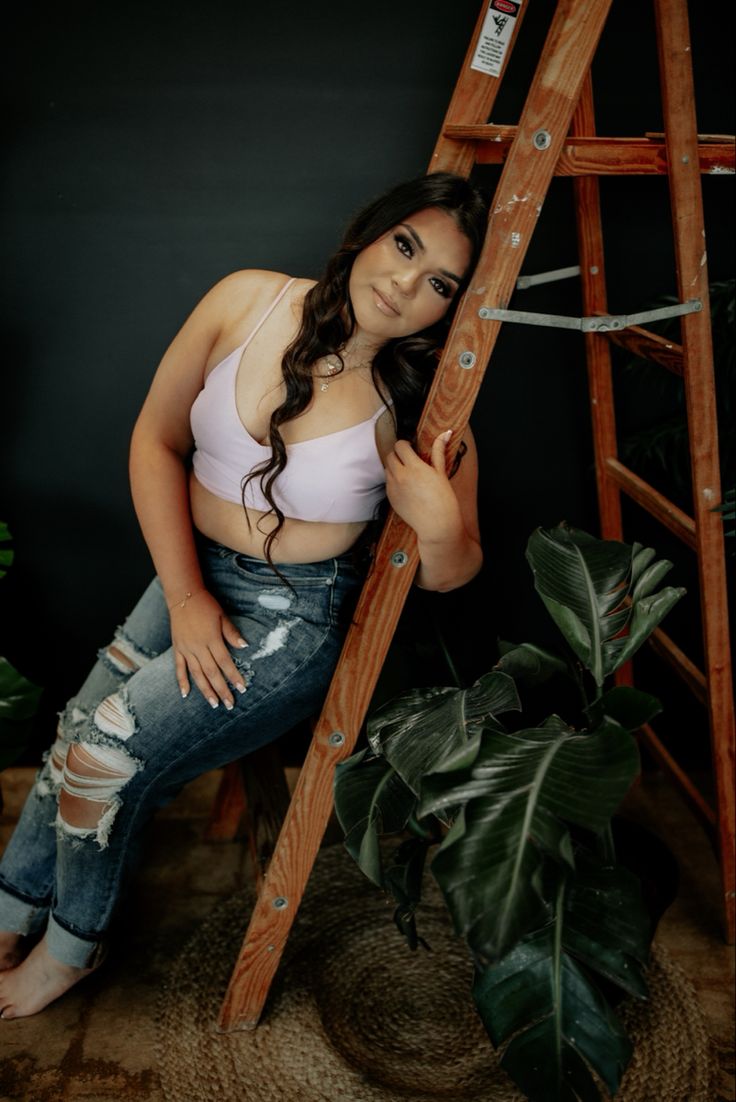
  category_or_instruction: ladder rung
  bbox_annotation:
[604,457,697,548]
[443,127,736,176]
[648,627,708,707]
[638,723,716,833]
[605,323,683,376]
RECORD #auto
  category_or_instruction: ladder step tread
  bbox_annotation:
[605,323,683,375]
[649,627,708,707]
[443,126,735,174]
[604,457,697,548]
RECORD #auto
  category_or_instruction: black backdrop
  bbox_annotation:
[1,1,733,762]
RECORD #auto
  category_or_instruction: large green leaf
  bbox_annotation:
[0,657,42,721]
[563,852,650,998]
[586,684,662,732]
[526,525,685,686]
[473,873,634,1102]
[368,671,520,794]
[495,641,573,687]
[335,674,520,888]
[421,721,639,834]
[334,749,417,887]
[0,656,43,771]
[420,721,640,960]
[433,795,552,963]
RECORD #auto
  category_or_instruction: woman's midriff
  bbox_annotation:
[189,471,370,563]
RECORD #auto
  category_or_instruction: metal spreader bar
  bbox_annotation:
[516,264,581,289]
[479,297,702,332]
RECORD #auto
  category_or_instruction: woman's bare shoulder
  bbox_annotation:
[205,270,314,330]
[206,268,291,313]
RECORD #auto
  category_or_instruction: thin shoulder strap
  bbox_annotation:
[241,277,296,352]
[370,396,395,422]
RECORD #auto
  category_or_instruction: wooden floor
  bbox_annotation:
[0,765,734,1102]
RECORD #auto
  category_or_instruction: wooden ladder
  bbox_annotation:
[214,0,734,1031]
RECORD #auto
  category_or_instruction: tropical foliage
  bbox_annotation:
[334,523,685,1101]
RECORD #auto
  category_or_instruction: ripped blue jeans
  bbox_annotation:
[0,538,363,967]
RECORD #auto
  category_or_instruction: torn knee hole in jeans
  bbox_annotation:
[36,698,93,797]
[36,733,71,797]
[57,691,140,848]
[49,737,69,783]
[102,635,152,677]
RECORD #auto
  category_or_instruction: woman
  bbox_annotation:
[0,172,487,1018]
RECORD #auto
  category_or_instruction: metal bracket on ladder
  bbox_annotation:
[479,298,702,332]
[516,264,582,289]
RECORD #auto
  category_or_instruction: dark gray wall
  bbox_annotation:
[1,1,733,760]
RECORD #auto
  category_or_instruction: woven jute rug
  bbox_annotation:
[156,845,716,1102]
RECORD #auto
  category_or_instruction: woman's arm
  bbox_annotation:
[129,270,268,707]
[384,427,483,592]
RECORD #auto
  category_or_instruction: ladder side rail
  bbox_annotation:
[655,0,735,941]
[570,75,632,688]
[430,0,529,176]
[218,0,617,1031]
[571,75,624,544]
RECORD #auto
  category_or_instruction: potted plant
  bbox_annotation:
[334,522,685,1102]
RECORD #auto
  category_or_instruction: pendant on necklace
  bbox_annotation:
[319,359,341,392]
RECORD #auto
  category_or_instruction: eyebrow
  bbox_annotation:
[399,223,463,285]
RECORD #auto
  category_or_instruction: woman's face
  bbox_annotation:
[348,206,473,347]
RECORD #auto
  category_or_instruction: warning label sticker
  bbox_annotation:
[470,0,523,78]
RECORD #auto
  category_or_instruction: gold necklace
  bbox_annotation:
[316,355,372,393]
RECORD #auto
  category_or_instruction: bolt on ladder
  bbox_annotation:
[214,0,734,1031]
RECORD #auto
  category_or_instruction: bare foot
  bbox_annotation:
[0,931,26,972]
[0,936,96,1019]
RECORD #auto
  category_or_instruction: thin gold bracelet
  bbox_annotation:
[168,589,201,612]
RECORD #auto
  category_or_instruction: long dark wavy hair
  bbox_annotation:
[241,172,488,567]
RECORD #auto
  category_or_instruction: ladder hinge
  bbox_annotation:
[479,299,702,332]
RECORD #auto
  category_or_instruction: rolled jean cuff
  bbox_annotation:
[46,914,106,969]
[0,884,48,937]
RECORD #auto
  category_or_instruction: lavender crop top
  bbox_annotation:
[190,278,389,523]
